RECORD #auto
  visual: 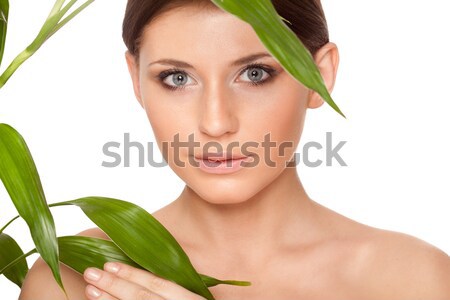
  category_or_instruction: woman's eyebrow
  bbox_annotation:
[147,52,272,69]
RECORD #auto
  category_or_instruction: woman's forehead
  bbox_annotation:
[139,5,267,60]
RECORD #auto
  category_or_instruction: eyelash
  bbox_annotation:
[156,63,277,92]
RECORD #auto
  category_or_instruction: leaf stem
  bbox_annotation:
[49,0,95,39]
[0,200,73,234]
[47,0,67,20]
[0,48,34,88]
[0,248,37,275]
[0,215,20,234]
[0,0,95,89]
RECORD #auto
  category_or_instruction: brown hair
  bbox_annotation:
[122,0,329,59]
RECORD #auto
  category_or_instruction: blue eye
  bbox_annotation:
[158,69,194,91]
[157,63,276,92]
[238,64,275,86]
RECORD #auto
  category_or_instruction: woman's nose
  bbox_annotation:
[198,83,239,137]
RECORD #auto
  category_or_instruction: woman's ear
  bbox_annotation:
[125,51,144,109]
[307,42,340,109]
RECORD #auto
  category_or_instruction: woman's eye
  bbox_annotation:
[238,65,275,86]
[159,70,194,90]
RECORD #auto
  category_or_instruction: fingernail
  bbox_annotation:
[104,262,120,273]
[85,268,102,281]
[86,285,102,298]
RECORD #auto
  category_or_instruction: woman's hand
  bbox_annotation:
[83,262,207,300]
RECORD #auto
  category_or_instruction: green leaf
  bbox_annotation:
[57,235,251,288]
[210,0,345,118]
[53,197,216,300]
[58,235,142,274]
[0,233,29,287]
[0,123,65,294]
[0,0,8,67]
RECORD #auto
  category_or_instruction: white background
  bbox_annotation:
[1,0,449,298]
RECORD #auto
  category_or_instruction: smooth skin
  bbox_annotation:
[19,3,450,300]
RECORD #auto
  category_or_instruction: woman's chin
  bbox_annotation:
[174,161,281,205]
[196,193,253,206]
[185,178,267,206]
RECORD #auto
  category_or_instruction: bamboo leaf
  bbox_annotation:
[0,0,8,67]
[0,233,250,289]
[58,235,142,274]
[0,233,28,287]
[57,235,251,288]
[53,197,215,300]
[0,123,65,294]
[210,0,345,118]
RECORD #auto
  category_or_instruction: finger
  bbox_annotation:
[103,262,205,300]
[84,267,164,300]
[85,284,118,300]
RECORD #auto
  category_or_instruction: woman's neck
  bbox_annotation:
[172,166,317,265]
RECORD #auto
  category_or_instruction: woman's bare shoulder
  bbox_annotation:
[315,203,449,298]
[350,224,450,298]
[18,227,109,300]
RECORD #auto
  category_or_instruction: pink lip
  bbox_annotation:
[193,156,252,174]
[194,152,247,161]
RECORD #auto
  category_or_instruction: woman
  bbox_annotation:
[19,0,450,299]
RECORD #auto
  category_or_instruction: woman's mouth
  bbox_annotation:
[193,153,252,174]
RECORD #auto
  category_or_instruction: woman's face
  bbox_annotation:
[126,4,330,204]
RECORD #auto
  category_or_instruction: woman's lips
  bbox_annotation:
[194,152,247,161]
[193,156,252,174]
